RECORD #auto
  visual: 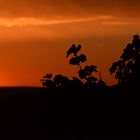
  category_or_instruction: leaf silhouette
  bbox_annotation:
[90,65,98,72]
[78,69,87,79]
[120,44,134,61]
[66,44,77,57]
[79,54,87,63]
[133,35,140,49]
[73,44,82,55]
[77,45,81,52]
[84,66,94,75]
[117,60,125,70]
[109,62,118,74]
[70,57,80,65]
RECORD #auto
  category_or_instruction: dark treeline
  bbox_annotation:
[41,35,140,97]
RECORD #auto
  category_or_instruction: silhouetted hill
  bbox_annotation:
[0,87,139,137]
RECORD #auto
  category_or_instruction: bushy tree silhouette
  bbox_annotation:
[110,35,140,85]
[41,44,106,91]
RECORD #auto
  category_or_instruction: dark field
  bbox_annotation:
[0,87,139,137]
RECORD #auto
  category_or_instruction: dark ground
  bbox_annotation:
[0,87,139,137]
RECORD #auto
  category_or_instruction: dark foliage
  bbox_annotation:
[67,44,101,89]
[41,44,106,92]
[110,35,140,85]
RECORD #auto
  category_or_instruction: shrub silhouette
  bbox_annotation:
[41,73,71,89]
[110,35,140,85]
[40,73,53,88]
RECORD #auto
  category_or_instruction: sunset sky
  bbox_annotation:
[0,0,140,87]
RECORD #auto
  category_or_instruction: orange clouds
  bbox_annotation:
[0,0,140,18]
[0,16,112,27]
[0,16,140,28]
[0,15,140,45]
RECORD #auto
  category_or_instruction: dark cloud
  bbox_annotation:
[0,0,139,18]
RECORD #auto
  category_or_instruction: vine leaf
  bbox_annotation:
[70,57,80,65]
[79,54,87,63]
[66,44,77,57]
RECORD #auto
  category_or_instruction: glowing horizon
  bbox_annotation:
[0,0,140,87]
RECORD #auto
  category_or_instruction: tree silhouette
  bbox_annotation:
[41,44,105,91]
[67,44,98,88]
[110,35,140,85]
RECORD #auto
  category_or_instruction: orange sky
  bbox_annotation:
[0,0,140,87]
